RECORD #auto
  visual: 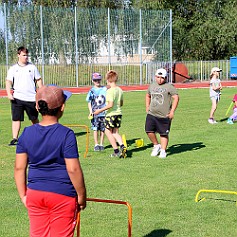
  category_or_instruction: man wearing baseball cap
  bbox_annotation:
[145,68,179,158]
[14,85,86,237]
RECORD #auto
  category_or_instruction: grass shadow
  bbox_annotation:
[218,117,228,122]
[127,138,140,147]
[74,131,88,136]
[167,142,206,155]
[94,140,205,158]
[103,138,152,158]
[203,197,236,204]
[104,144,112,149]
[127,143,153,158]
[125,138,153,158]
[143,229,172,237]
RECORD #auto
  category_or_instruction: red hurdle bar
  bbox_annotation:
[76,198,132,237]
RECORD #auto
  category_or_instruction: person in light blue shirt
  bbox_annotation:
[86,73,107,151]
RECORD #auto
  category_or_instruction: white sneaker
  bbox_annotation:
[159,149,167,158]
[151,144,161,156]
[208,118,217,124]
[208,118,214,124]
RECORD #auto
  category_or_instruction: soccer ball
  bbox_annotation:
[95,95,105,106]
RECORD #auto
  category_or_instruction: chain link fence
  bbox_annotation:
[0,3,172,88]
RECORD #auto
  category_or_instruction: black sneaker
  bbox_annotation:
[9,138,18,146]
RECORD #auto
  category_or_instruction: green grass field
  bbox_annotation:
[1,87,237,237]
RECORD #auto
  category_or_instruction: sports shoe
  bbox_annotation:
[110,152,121,157]
[120,146,127,158]
[99,145,104,151]
[159,149,167,158]
[151,144,161,157]
[227,118,234,124]
[9,138,18,146]
[94,145,100,151]
[208,118,217,124]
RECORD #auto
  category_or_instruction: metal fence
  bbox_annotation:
[0,3,172,88]
[181,60,230,81]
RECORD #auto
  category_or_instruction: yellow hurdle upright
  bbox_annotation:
[122,134,128,148]
[225,101,233,116]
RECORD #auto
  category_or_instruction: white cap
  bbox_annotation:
[211,67,222,74]
[155,68,167,78]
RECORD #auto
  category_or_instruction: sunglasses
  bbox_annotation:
[93,79,101,82]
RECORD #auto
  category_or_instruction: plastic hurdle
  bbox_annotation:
[76,198,132,237]
[64,124,89,158]
[195,189,237,206]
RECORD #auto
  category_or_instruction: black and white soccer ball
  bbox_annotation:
[95,95,105,106]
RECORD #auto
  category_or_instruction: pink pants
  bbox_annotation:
[26,189,78,237]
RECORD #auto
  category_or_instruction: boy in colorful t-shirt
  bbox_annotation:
[86,73,107,151]
[93,70,127,158]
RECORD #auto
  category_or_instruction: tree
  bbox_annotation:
[3,0,237,62]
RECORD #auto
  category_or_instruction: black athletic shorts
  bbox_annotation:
[11,98,38,121]
[105,115,122,129]
[145,114,171,136]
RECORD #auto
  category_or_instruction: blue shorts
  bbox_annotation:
[91,116,105,131]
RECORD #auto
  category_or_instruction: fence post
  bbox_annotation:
[226,60,229,80]
[4,3,9,68]
[200,60,203,82]
[107,8,111,70]
[169,9,172,83]
[139,9,142,85]
[74,6,79,87]
[40,5,45,83]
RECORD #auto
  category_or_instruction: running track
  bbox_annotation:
[1,80,237,97]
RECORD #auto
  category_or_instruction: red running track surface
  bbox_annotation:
[1,81,237,97]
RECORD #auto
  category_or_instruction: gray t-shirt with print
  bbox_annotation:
[147,82,178,118]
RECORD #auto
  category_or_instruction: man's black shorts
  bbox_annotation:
[145,114,171,136]
[11,98,38,121]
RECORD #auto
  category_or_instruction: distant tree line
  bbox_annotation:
[1,0,237,61]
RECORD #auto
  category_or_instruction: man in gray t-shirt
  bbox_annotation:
[145,68,179,158]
